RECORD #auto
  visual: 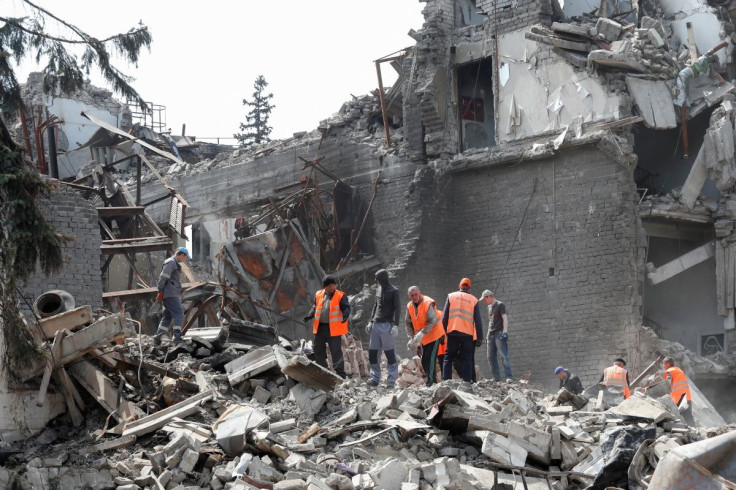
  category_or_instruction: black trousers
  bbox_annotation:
[443,332,475,382]
[314,322,346,378]
[421,338,441,386]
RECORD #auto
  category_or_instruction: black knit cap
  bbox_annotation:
[322,275,337,287]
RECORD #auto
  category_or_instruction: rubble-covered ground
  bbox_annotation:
[1,311,734,490]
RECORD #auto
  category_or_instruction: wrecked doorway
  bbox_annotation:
[642,225,723,355]
[457,58,495,151]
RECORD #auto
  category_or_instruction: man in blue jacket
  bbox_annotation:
[153,247,190,345]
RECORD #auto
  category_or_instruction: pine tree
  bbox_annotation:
[0,1,152,372]
[235,75,275,147]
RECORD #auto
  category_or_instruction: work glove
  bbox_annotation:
[366,323,373,334]
[501,332,508,340]
[474,338,483,347]
[342,314,349,322]
[407,331,424,351]
[303,315,313,323]
[679,398,689,412]
[391,325,398,337]
[156,292,164,302]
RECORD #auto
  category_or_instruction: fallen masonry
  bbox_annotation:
[0,303,734,489]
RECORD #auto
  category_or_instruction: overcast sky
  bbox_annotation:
[4,0,425,142]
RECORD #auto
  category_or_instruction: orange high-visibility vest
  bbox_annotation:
[437,310,446,355]
[407,296,445,345]
[313,289,348,336]
[665,366,691,405]
[603,365,631,398]
[446,291,478,340]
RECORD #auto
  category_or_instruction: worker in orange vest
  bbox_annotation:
[441,278,483,383]
[600,357,631,399]
[662,357,695,426]
[304,275,350,378]
[405,286,446,386]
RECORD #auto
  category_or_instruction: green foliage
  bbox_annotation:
[0,1,153,373]
[235,75,275,147]
[0,0,152,113]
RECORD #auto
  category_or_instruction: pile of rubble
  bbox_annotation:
[1,300,735,489]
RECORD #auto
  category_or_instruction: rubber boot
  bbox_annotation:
[387,363,398,388]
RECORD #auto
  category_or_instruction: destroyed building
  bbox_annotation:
[4,0,736,487]
[119,0,736,400]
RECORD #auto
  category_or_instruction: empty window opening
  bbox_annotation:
[457,58,495,151]
[458,0,485,26]
[642,234,721,356]
[633,108,718,199]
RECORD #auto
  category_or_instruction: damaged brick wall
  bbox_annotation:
[435,143,643,387]
[20,184,102,316]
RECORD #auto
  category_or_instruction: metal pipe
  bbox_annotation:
[375,60,392,148]
[47,123,59,179]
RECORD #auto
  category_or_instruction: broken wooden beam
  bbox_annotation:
[15,314,126,382]
[121,390,215,438]
[82,435,137,455]
[68,360,142,422]
[38,305,92,340]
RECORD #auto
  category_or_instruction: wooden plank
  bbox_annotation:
[107,352,182,378]
[16,315,126,382]
[121,390,214,438]
[525,32,589,52]
[53,368,84,427]
[82,435,137,454]
[88,348,119,369]
[101,238,173,255]
[36,329,65,406]
[97,206,146,216]
[103,282,204,301]
[68,360,141,422]
[38,306,93,340]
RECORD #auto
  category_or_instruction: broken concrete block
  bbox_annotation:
[481,432,527,466]
[647,28,664,47]
[369,458,408,489]
[252,385,272,405]
[178,448,199,474]
[274,480,308,490]
[288,384,327,417]
[610,393,676,423]
[551,427,561,459]
[375,394,398,417]
[225,346,278,386]
[166,446,186,469]
[212,404,270,457]
[306,474,331,490]
[276,347,343,391]
[357,402,372,421]
[596,17,622,41]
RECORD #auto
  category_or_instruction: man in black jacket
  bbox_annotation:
[366,269,401,388]
[555,366,584,394]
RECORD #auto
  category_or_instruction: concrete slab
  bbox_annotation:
[481,432,528,466]
[625,77,677,129]
[647,241,715,285]
[609,393,676,423]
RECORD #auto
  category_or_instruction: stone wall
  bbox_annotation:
[404,142,644,388]
[20,184,102,317]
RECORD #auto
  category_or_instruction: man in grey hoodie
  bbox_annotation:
[366,269,401,388]
[153,247,190,345]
